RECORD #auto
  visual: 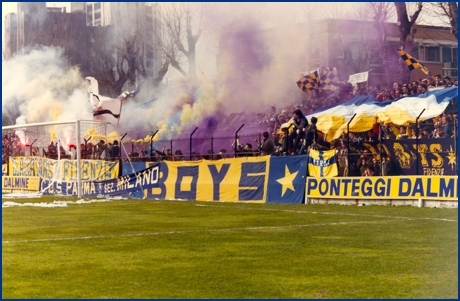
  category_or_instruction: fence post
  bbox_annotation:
[76,120,81,198]
[28,138,37,156]
[150,130,159,161]
[235,124,245,158]
[211,137,214,160]
[119,133,127,159]
[415,109,425,176]
[346,114,356,176]
[190,127,198,161]
[378,123,383,175]
[258,133,262,155]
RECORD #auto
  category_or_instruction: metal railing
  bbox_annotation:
[3,121,458,177]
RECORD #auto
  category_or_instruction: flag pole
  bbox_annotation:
[118,101,122,127]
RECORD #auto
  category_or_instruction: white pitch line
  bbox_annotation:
[2,220,391,244]
[193,203,459,223]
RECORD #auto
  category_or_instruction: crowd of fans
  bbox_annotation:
[1,136,122,164]
[2,74,458,177]
[244,75,457,151]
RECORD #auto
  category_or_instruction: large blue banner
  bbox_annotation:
[41,163,162,197]
[347,138,457,176]
[121,162,151,198]
[43,156,309,203]
[265,155,308,204]
[37,149,455,202]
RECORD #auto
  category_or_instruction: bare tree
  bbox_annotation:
[90,26,128,97]
[112,3,150,92]
[394,2,424,83]
[443,2,458,38]
[394,2,423,50]
[155,3,202,78]
[152,8,183,76]
[424,2,458,39]
[40,12,85,65]
[90,3,171,97]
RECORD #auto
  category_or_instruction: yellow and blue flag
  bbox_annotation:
[297,70,321,92]
[308,149,338,177]
[320,67,340,91]
[398,50,432,76]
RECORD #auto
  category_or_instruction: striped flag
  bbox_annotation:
[398,50,432,76]
[308,149,338,177]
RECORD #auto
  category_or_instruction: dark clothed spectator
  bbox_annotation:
[300,116,318,154]
[109,140,120,159]
[289,109,309,154]
[256,132,275,156]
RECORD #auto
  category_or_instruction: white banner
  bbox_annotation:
[348,71,369,84]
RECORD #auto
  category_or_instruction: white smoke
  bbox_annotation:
[2,46,93,125]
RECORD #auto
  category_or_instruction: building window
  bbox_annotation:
[95,12,101,21]
[94,3,101,10]
[452,49,458,77]
[419,46,441,62]
[87,17,94,25]
[86,4,93,24]
[426,47,440,62]
[442,47,458,77]
[442,46,452,62]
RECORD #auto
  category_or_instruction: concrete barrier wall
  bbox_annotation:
[306,197,458,208]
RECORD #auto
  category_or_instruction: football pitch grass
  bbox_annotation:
[2,196,458,299]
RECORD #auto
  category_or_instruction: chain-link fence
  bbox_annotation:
[3,119,457,177]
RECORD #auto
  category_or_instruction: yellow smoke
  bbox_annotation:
[83,128,120,144]
[153,71,219,142]
[50,103,63,121]
[133,68,227,144]
[49,130,57,142]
